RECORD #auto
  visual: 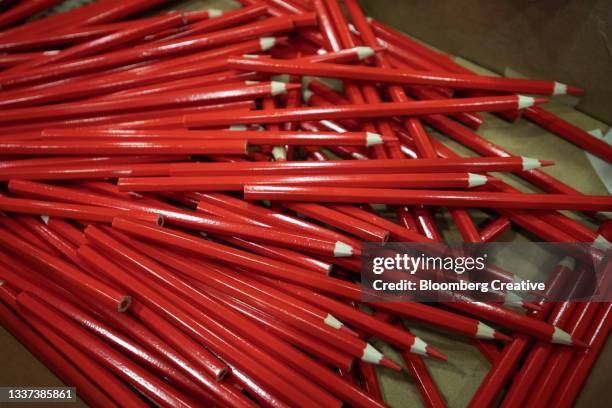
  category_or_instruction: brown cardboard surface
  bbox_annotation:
[0,1,610,407]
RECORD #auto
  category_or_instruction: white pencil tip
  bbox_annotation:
[259,37,276,51]
[558,256,576,271]
[517,95,536,109]
[468,173,488,187]
[592,235,612,251]
[271,146,287,161]
[552,81,568,96]
[270,81,287,96]
[410,337,428,356]
[334,241,353,257]
[228,125,247,131]
[323,314,343,330]
[356,46,375,60]
[366,132,383,146]
[207,9,223,18]
[476,322,496,339]
[503,291,525,308]
[40,215,49,225]
[521,156,541,170]
[551,326,573,345]
[302,89,313,104]
[361,343,384,364]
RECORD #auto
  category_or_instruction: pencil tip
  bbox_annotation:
[366,132,383,146]
[426,345,448,362]
[380,356,402,371]
[567,85,583,95]
[334,241,353,257]
[468,173,488,187]
[494,331,513,342]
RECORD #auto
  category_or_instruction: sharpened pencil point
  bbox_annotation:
[380,356,402,371]
[333,241,353,257]
[567,85,584,95]
[426,345,448,362]
[494,331,513,342]
[259,37,275,51]
[355,46,375,60]
[534,97,549,105]
[365,132,383,146]
[573,338,589,348]
[468,173,488,187]
[521,157,542,171]
[552,81,568,96]
[551,326,574,345]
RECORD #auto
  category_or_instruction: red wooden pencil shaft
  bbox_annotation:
[550,303,612,408]
[0,81,295,125]
[0,299,119,408]
[0,0,63,29]
[0,16,298,89]
[396,323,447,408]
[228,56,577,96]
[0,196,161,225]
[0,266,225,405]
[0,162,176,181]
[79,237,331,408]
[16,12,188,72]
[0,139,247,156]
[280,201,390,243]
[243,185,612,212]
[40,129,388,146]
[255,276,447,360]
[116,172,488,192]
[0,286,146,408]
[16,293,200,408]
[111,217,501,341]
[0,155,187,171]
[0,10,215,51]
[524,106,612,162]
[169,156,550,176]
[0,225,131,313]
[0,37,283,108]
[184,94,547,127]
[525,302,600,407]
[467,259,579,407]
[84,228,383,408]
[138,246,385,367]
[208,289,355,371]
[8,180,352,258]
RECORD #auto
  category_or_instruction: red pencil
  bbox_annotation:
[0,81,297,125]
[184,95,547,127]
[243,185,612,212]
[116,172,492,192]
[169,156,551,176]
[227,56,581,96]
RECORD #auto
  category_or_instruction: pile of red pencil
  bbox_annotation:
[0,0,610,407]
